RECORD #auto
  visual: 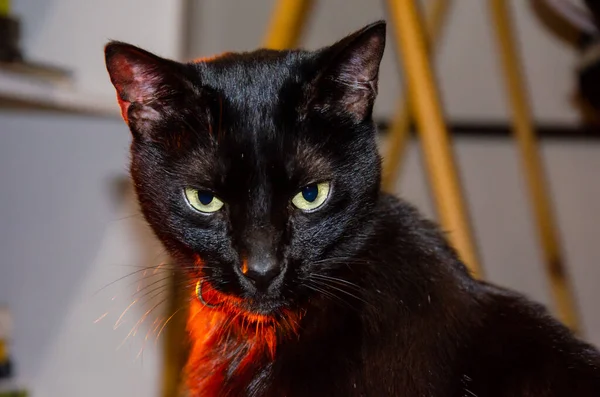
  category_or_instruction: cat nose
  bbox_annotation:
[242,255,281,290]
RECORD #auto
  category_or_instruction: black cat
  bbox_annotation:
[105,21,600,396]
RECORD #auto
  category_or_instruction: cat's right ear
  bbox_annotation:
[105,42,186,137]
[310,21,386,123]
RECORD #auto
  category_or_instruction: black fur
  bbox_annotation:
[105,21,600,396]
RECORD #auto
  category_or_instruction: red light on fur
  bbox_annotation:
[116,94,130,123]
[185,257,301,395]
[241,257,249,275]
[190,52,232,64]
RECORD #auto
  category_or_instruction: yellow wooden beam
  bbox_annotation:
[382,0,452,192]
[489,0,580,332]
[385,0,482,278]
[263,0,314,49]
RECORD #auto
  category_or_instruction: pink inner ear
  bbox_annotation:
[116,94,131,123]
[109,55,140,124]
[108,48,163,124]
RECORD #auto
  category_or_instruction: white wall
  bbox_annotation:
[0,0,186,395]
[12,0,186,97]
[0,114,169,396]
[187,0,582,124]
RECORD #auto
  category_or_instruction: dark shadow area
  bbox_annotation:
[530,0,586,48]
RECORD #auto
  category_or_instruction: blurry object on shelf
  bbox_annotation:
[0,0,79,114]
[0,0,22,62]
[0,16,21,62]
[0,381,28,397]
[0,60,72,84]
[578,0,600,116]
[584,0,600,27]
[0,0,70,83]
[0,307,28,397]
[577,40,600,118]
[539,1,600,119]
[0,0,116,117]
[0,305,13,379]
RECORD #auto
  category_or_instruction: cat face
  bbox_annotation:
[105,22,386,318]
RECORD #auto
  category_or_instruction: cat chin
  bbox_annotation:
[238,298,287,317]
[221,293,293,321]
[199,279,292,319]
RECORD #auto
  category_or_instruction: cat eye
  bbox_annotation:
[184,187,224,213]
[292,182,330,212]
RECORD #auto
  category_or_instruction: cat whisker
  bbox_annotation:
[310,273,364,291]
[152,262,170,274]
[312,259,375,268]
[93,312,109,324]
[114,279,183,331]
[132,275,199,301]
[114,298,139,330]
[112,263,220,274]
[136,269,149,292]
[111,212,143,221]
[155,307,187,345]
[128,294,171,338]
[278,310,299,335]
[302,282,354,310]
[133,274,177,297]
[115,264,175,269]
[144,316,163,343]
[312,256,372,263]
[308,277,371,307]
[117,296,169,351]
[222,309,243,332]
[152,316,165,338]
[128,270,180,288]
[94,266,165,296]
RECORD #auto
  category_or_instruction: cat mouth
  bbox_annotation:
[238,297,284,316]
[194,281,302,338]
[196,279,286,318]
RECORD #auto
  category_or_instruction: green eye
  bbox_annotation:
[184,187,224,213]
[292,182,330,211]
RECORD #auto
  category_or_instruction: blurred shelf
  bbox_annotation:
[0,61,119,118]
[0,378,28,396]
[376,120,600,139]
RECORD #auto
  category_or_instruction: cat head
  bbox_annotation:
[105,21,386,320]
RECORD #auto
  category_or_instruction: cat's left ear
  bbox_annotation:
[312,21,386,122]
[104,42,188,136]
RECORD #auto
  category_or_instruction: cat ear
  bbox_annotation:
[312,21,386,122]
[105,41,186,136]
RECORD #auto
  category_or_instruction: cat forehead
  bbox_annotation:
[192,50,316,109]
[194,49,313,79]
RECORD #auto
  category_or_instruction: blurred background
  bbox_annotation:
[0,0,599,396]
